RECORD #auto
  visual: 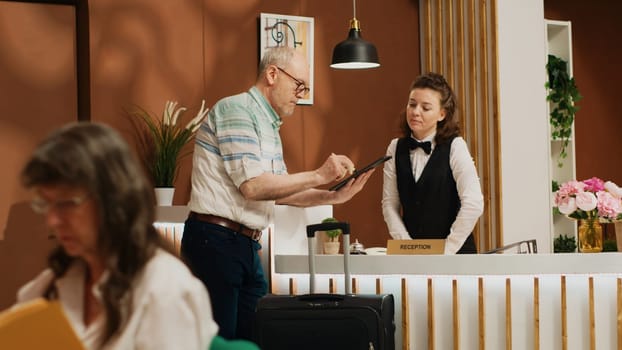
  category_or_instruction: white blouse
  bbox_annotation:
[16,249,218,350]
[381,135,484,254]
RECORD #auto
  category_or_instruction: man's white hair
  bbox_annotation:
[258,46,296,77]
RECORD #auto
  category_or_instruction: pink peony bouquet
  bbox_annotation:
[554,177,622,222]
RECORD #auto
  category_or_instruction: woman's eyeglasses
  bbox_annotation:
[30,194,90,215]
[276,67,310,95]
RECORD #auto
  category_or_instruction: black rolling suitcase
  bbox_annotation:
[253,221,395,350]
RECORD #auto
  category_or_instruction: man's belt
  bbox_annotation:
[188,212,262,241]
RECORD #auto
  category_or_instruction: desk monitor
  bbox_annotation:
[386,239,445,255]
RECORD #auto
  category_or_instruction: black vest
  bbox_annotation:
[395,137,476,254]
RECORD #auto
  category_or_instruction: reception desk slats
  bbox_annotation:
[274,254,622,349]
[153,209,622,349]
[534,278,540,350]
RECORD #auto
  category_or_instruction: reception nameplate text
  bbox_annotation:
[386,239,445,255]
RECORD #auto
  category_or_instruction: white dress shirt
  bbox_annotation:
[382,134,484,254]
[15,249,218,349]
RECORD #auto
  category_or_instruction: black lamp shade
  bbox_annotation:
[330,28,380,69]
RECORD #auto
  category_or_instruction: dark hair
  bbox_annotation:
[21,122,164,344]
[400,72,461,144]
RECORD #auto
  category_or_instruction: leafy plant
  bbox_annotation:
[551,180,562,216]
[545,54,582,168]
[603,239,618,252]
[553,234,577,253]
[322,217,342,242]
[130,100,208,187]
[552,180,560,192]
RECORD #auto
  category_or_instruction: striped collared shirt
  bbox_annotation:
[187,87,287,230]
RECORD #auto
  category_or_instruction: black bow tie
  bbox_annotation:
[408,138,432,154]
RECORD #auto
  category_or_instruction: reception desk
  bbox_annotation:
[154,206,622,349]
[273,253,622,350]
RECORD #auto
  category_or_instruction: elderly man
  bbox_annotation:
[181,47,373,340]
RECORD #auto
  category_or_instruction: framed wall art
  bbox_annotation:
[259,13,314,105]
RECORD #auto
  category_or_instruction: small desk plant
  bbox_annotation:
[322,217,343,254]
[553,234,576,253]
[130,100,209,205]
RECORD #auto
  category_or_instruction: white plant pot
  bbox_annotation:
[154,187,175,206]
[323,241,340,255]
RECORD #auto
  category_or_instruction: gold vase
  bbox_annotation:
[578,219,603,253]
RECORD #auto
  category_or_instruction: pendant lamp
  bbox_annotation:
[330,0,380,69]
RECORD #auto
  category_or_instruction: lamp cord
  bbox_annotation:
[353,0,356,19]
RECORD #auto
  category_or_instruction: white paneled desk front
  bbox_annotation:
[273,253,622,350]
[154,206,622,349]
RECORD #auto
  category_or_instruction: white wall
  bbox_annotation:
[271,205,332,255]
[496,0,552,252]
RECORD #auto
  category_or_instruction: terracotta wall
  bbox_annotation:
[0,0,420,308]
[87,0,420,248]
[0,2,78,238]
[544,1,622,184]
[0,1,78,310]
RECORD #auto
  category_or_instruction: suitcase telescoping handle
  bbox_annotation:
[306,222,351,295]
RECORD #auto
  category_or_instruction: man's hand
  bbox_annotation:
[271,165,375,207]
[316,153,356,184]
[328,168,375,204]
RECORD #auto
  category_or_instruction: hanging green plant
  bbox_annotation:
[545,54,582,167]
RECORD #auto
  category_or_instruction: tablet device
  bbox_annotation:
[328,155,392,191]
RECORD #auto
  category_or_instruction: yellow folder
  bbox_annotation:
[0,298,85,349]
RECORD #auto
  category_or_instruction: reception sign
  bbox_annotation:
[386,239,445,255]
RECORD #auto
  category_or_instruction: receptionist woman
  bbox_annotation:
[381,73,484,254]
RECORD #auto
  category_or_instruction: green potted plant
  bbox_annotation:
[321,217,342,254]
[553,234,577,253]
[545,54,582,168]
[130,100,209,205]
[603,239,617,252]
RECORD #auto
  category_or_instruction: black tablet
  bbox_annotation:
[328,155,392,191]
